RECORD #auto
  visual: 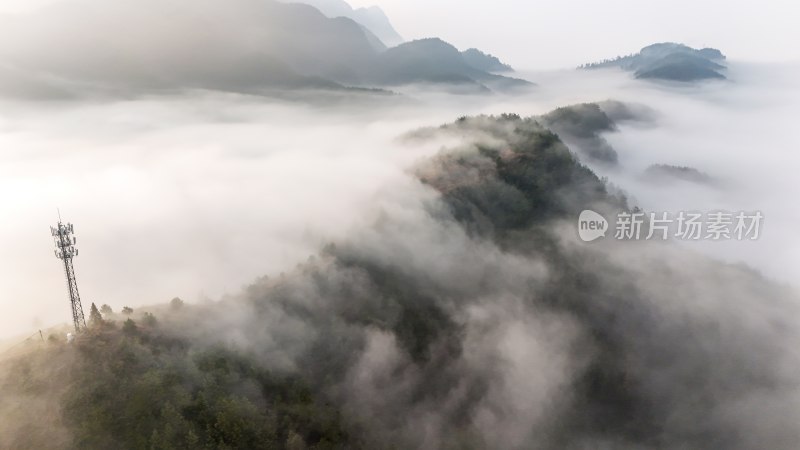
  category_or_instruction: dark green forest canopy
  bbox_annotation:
[413,113,626,235]
[3,109,799,450]
[2,322,354,450]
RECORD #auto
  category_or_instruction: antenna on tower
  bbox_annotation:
[51,214,86,333]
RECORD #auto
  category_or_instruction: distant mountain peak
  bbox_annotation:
[286,0,404,47]
[461,48,513,73]
[369,38,532,93]
[582,42,727,82]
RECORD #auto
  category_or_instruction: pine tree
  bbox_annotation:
[143,312,158,327]
[89,303,104,327]
[122,319,138,336]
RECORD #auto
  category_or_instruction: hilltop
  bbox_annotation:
[582,43,727,82]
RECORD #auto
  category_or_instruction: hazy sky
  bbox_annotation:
[1,0,798,68]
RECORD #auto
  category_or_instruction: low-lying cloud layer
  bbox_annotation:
[1,62,798,340]
[0,52,799,450]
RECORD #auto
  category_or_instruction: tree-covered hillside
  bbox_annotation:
[582,43,727,82]
[3,108,799,449]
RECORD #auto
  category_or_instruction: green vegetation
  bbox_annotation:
[417,114,625,236]
[52,319,353,449]
[89,303,103,327]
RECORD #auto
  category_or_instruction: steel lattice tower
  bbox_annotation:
[51,218,86,333]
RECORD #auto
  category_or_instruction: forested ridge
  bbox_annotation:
[3,108,798,450]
